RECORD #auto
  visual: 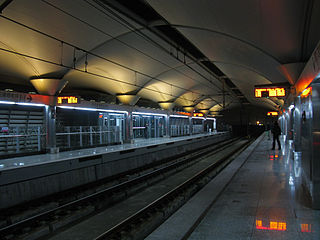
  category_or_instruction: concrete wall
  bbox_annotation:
[0,133,230,209]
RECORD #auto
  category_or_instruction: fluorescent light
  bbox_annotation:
[100,109,127,114]
[58,106,75,110]
[0,101,45,107]
[74,107,96,111]
[58,106,127,114]
[192,117,205,119]
[206,117,216,120]
[0,100,15,104]
[133,111,166,117]
[102,113,124,116]
[16,102,45,107]
[170,115,189,118]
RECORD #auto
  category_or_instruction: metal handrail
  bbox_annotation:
[0,133,45,138]
[56,130,114,136]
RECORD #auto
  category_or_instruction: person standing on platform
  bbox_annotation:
[144,122,149,139]
[271,121,281,150]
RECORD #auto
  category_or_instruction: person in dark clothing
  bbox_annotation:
[144,122,149,139]
[271,121,281,150]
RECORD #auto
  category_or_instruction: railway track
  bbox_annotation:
[0,137,251,240]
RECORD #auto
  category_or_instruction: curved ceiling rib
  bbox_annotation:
[172,25,284,64]
[3,0,319,115]
[212,61,273,84]
[96,0,239,101]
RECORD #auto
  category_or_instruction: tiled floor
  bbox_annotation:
[188,134,320,240]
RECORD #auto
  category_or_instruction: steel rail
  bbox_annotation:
[95,139,251,239]
[0,137,237,238]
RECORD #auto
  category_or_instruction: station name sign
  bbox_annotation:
[57,96,79,104]
[255,87,286,98]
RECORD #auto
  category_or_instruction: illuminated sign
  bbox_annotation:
[256,220,287,231]
[255,88,286,98]
[267,112,278,116]
[301,87,312,97]
[193,112,204,117]
[176,111,192,117]
[57,96,79,104]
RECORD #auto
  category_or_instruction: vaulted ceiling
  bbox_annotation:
[0,0,319,114]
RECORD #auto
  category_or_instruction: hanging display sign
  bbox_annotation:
[267,112,278,116]
[255,87,286,98]
[193,112,204,117]
[0,90,51,105]
[57,96,79,104]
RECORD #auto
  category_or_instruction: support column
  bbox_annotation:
[165,114,170,137]
[45,102,59,153]
[311,82,320,209]
[30,77,68,153]
[124,111,134,143]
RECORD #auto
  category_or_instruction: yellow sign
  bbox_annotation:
[193,112,204,117]
[57,96,79,104]
[255,87,286,98]
[267,112,278,116]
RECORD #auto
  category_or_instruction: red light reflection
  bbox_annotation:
[301,223,312,232]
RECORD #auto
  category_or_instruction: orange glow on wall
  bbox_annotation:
[267,112,278,116]
[256,220,287,231]
[300,87,312,97]
[57,96,79,104]
[193,112,204,117]
[255,88,286,98]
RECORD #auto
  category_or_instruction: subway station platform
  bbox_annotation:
[0,132,230,209]
[0,132,224,171]
[147,133,320,240]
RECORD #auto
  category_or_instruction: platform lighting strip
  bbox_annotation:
[132,112,167,117]
[0,100,45,107]
[58,106,127,114]
[169,114,189,118]
[101,113,124,117]
[192,116,205,119]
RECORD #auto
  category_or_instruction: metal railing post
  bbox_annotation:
[90,126,93,146]
[67,127,71,148]
[37,126,41,151]
[79,126,83,147]
[16,127,20,153]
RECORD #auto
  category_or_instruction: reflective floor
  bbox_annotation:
[189,133,320,240]
[0,132,224,171]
